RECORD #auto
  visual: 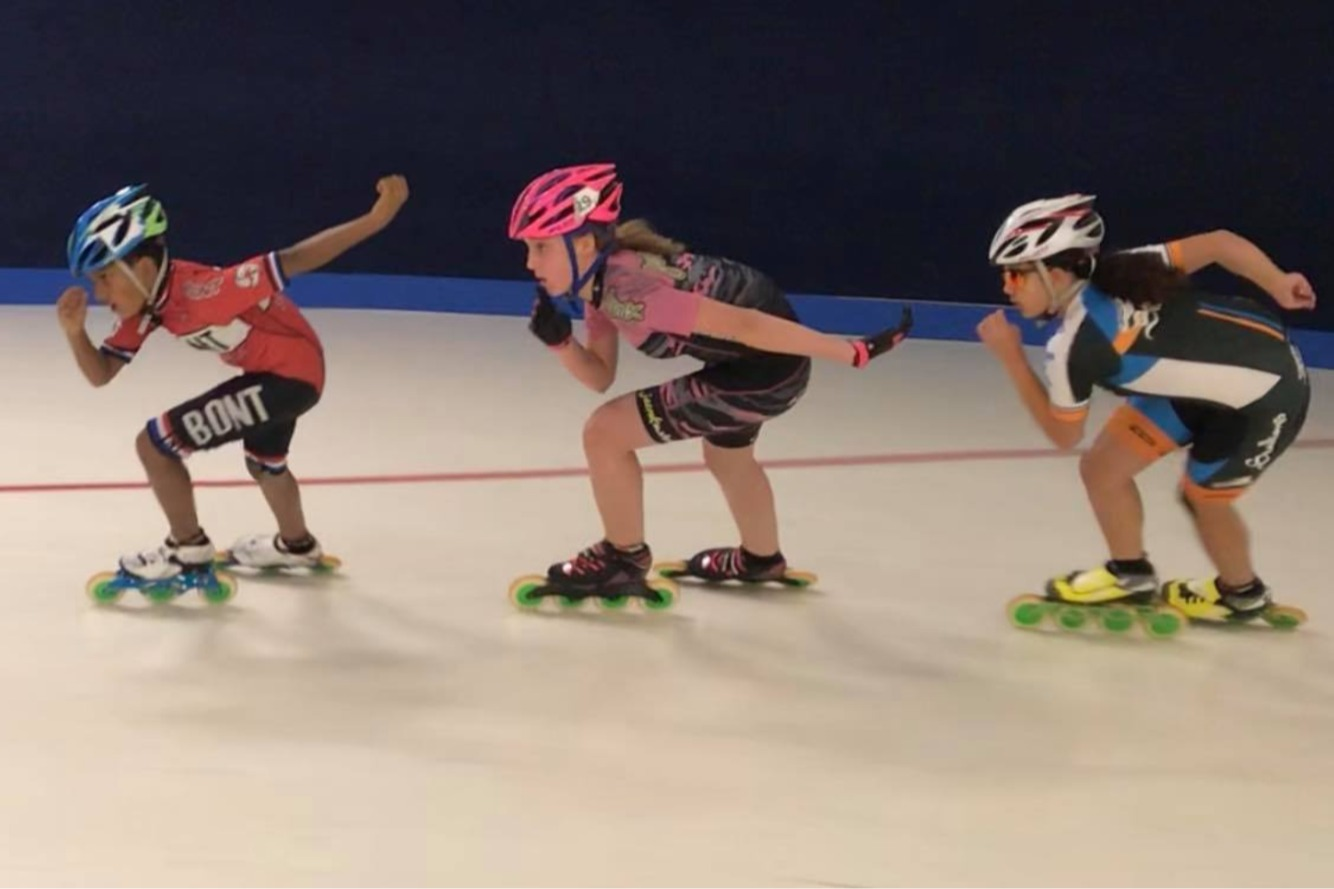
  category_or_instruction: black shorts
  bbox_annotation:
[1127,368,1310,498]
[147,373,321,468]
[634,353,812,449]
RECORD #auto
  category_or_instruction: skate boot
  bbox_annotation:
[1161,577,1306,629]
[655,546,817,588]
[1046,560,1159,604]
[217,533,340,574]
[508,539,678,612]
[1008,558,1184,637]
[87,531,236,604]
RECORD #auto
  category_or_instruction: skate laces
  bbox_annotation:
[568,542,613,577]
[697,548,741,576]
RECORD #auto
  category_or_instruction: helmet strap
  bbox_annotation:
[115,248,171,319]
[558,232,612,302]
[1034,260,1089,322]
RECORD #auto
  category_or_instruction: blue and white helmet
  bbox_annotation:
[67,184,169,277]
[988,194,1104,266]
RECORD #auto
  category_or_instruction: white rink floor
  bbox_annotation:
[1,305,1332,887]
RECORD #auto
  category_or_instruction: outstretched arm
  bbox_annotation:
[691,300,912,366]
[277,175,410,278]
[1171,230,1316,310]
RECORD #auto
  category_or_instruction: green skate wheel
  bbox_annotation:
[1007,595,1047,629]
[200,572,237,604]
[143,583,178,604]
[556,594,584,610]
[779,570,818,588]
[86,571,125,605]
[508,576,547,610]
[640,579,678,611]
[595,594,630,611]
[1261,604,1306,630]
[1143,607,1184,639]
[1055,606,1088,631]
[1100,607,1136,634]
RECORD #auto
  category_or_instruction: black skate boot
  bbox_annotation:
[656,546,817,588]
[508,540,678,612]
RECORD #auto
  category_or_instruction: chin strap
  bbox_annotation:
[1034,258,1093,323]
[552,231,612,304]
[115,249,170,332]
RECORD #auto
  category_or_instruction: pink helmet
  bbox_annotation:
[508,163,623,239]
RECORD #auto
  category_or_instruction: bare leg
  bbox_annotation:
[1184,495,1255,587]
[702,440,780,556]
[252,468,311,542]
[136,429,202,542]
[582,395,657,549]
[1079,422,1164,561]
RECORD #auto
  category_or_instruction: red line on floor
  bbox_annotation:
[2,438,1331,495]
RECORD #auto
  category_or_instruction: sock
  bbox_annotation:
[171,530,209,547]
[1219,576,1265,598]
[741,547,784,568]
[279,534,317,555]
[1107,557,1154,577]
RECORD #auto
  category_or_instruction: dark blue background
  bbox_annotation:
[5,1,1331,327]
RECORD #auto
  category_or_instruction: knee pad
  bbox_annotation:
[245,455,288,480]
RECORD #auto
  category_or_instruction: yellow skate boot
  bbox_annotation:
[1007,559,1184,637]
[1162,577,1278,624]
[1046,560,1158,605]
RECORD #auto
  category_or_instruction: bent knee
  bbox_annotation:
[245,453,289,480]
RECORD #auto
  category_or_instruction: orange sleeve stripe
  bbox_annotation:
[1165,240,1184,270]
[1111,326,1143,355]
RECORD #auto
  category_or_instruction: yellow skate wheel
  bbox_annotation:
[1007,594,1048,629]
[86,571,125,605]
[508,575,547,610]
[780,569,819,588]
[1262,604,1307,630]
[639,578,678,611]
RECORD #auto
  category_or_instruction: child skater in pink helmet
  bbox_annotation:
[505,163,912,610]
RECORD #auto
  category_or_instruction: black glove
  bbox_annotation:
[529,288,572,349]
[851,306,913,367]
